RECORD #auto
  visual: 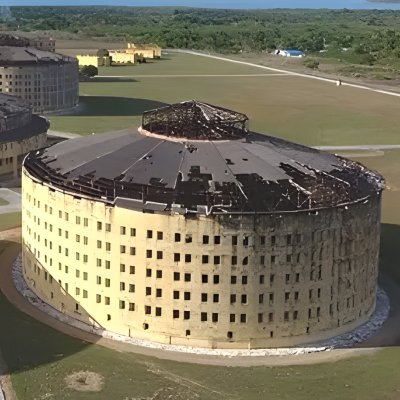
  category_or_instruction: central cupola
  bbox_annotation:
[142,100,249,141]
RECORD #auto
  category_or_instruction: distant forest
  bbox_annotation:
[3,7,400,67]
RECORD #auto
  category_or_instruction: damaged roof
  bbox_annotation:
[0,46,76,65]
[0,93,49,143]
[0,93,28,118]
[142,100,249,140]
[24,101,384,214]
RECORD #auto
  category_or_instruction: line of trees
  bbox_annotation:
[3,7,400,63]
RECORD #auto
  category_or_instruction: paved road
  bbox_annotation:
[179,50,400,99]
[97,73,289,78]
[0,189,21,215]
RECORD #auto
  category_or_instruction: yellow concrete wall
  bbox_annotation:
[127,43,161,58]
[21,167,381,349]
[77,55,100,67]
[0,132,47,176]
[77,55,112,68]
[109,51,137,64]
[133,49,155,59]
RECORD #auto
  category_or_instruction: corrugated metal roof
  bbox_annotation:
[0,46,76,65]
[24,102,384,214]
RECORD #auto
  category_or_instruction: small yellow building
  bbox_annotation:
[127,43,162,59]
[108,50,139,64]
[76,54,112,68]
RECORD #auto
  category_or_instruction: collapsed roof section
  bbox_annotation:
[24,101,385,214]
[142,100,249,140]
[0,34,29,47]
[0,93,49,144]
[0,93,28,118]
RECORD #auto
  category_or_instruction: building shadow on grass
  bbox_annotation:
[72,96,168,117]
[0,241,103,375]
[90,77,138,83]
[354,223,400,349]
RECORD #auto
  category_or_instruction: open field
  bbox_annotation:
[0,213,21,232]
[49,51,400,146]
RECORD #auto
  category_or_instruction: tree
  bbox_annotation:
[303,58,320,70]
[97,48,109,57]
[80,65,98,78]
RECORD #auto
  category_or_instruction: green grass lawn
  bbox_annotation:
[0,197,10,206]
[99,52,275,76]
[49,52,400,146]
[0,212,21,232]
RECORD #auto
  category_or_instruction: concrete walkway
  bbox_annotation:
[0,190,21,215]
[47,130,81,139]
[314,145,400,151]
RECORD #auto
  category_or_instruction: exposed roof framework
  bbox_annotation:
[142,100,249,140]
[24,102,384,215]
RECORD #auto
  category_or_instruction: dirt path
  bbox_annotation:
[0,228,21,243]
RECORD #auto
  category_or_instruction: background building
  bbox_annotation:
[0,93,48,177]
[21,101,384,349]
[274,49,305,57]
[127,43,161,59]
[77,54,112,68]
[0,35,79,113]
[0,34,55,52]
[27,37,56,53]
[108,50,140,64]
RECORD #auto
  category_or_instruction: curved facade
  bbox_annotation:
[0,44,79,113]
[21,102,384,349]
[0,94,48,177]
